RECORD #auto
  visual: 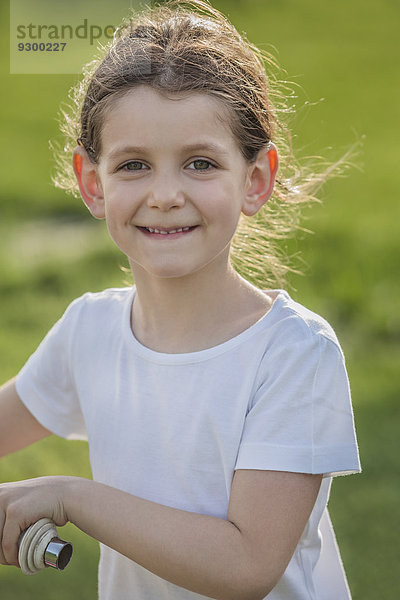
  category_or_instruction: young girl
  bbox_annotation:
[0,1,360,598]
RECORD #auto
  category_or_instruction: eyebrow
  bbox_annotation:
[181,142,229,156]
[106,142,229,161]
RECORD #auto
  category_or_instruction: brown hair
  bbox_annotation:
[53,0,344,287]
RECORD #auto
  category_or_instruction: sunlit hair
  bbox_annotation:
[53,0,348,288]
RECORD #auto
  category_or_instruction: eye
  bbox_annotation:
[120,161,148,171]
[187,159,215,171]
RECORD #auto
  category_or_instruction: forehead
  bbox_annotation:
[99,85,239,156]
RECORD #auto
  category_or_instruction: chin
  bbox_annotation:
[133,260,200,280]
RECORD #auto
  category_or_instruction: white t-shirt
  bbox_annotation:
[16,287,360,600]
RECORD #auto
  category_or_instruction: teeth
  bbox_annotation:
[145,226,192,234]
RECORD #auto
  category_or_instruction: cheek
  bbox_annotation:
[203,186,243,227]
[103,184,136,218]
[102,191,133,244]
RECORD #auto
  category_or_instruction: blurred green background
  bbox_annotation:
[1,0,399,598]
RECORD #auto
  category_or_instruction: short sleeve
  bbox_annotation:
[235,332,361,477]
[15,298,87,441]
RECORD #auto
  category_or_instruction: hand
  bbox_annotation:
[0,476,69,568]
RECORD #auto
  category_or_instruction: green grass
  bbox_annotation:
[1,0,399,598]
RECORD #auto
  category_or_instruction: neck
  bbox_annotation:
[129,260,271,353]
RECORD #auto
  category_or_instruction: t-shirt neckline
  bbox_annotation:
[123,287,288,365]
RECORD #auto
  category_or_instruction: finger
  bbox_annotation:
[2,516,22,567]
[0,511,7,565]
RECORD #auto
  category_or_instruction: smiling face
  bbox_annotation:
[75,85,274,282]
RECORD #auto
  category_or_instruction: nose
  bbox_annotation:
[147,172,186,211]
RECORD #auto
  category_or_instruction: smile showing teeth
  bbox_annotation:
[145,227,191,234]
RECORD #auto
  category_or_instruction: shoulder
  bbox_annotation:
[266,290,343,355]
[250,293,354,425]
[65,286,134,319]
[50,286,134,343]
[70,286,134,309]
[251,291,347,391]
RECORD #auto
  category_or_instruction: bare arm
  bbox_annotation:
[0,379,51,458]
[0,469,322,600]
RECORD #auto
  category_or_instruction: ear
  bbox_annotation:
[242,143,279,217]
[72,147,105,219]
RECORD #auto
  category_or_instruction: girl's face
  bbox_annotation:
[86,86,270,281]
